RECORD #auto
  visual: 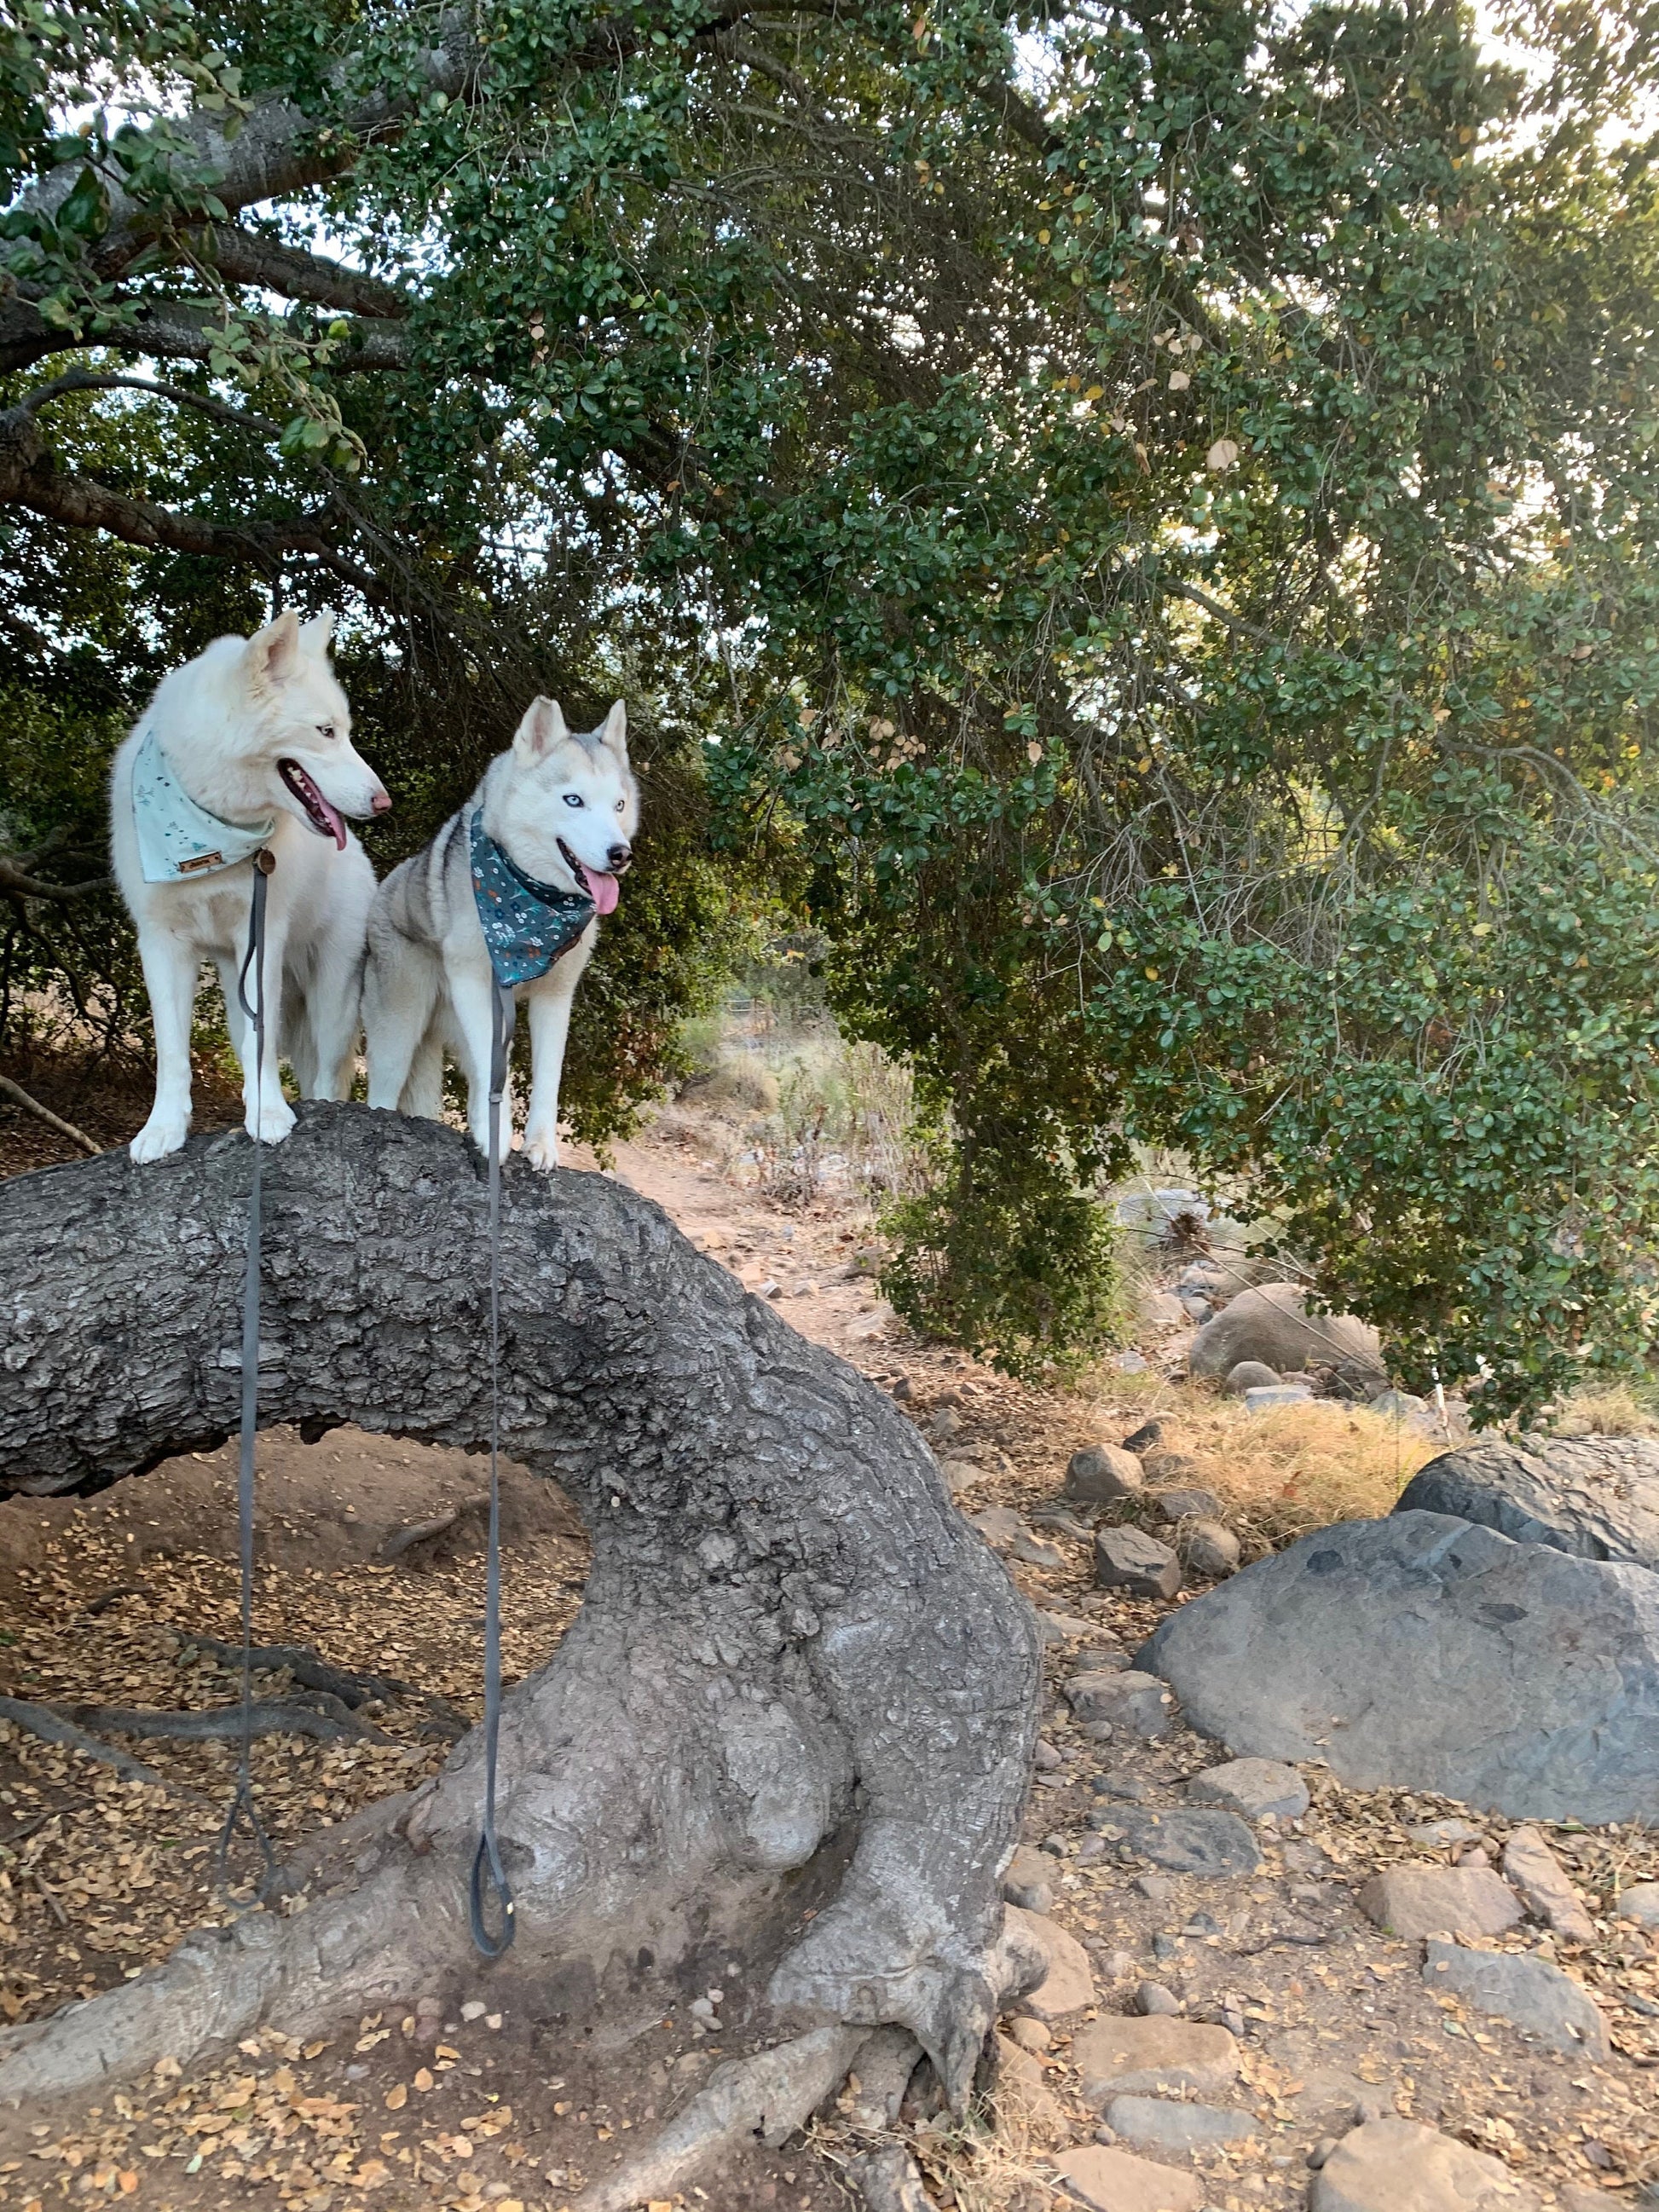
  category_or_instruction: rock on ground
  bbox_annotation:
[1066,1441,1146,1502]
[1095,1525,1182,1600]
[1092,1805,1263,1879]
[1103,2094,1257,2151]
[1002,1844,1056,1914]
[1423,1939,1610,2057]
[1066,1668,1175,1739]
[1185,1757,1310,1821]
[1396,1435,1659,1572]
[1180,1518,1240,1576]
[1006,1903,1096,2021]
[1050,2142,1206,2211]
[1187,1282,1383,1383]
[1224,1359,1283,1393]
[1310,2117,1545,2210]
[1618,1881,1659,1928]
[1500,1826,1596,1943]
[1072,2015,1240,2104]
[1358,1865,1524,1941]
[1137,1510,1659,1822]
[1150,1486,1223,1522]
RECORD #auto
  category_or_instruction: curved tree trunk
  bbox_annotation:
[0,1105,1040,2152]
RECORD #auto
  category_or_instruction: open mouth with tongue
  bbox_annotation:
[278,759,348,849]
[558,838,622,915]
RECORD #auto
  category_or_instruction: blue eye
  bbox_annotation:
[563,792,584,808]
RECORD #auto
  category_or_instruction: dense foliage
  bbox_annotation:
[4,0,1659,1405]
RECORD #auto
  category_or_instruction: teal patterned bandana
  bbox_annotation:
[469,809,595,987]
[130,723,275,884]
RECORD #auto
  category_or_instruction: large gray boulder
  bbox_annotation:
[1138,1511,1659,1822]
[1396,1435,1659,1572]
[1186,1283,1382,1383]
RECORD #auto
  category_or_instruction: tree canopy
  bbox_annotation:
[5,0,1659,1414]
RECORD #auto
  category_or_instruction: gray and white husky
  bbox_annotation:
[363,696,638,1169]
[110,609,390,1161]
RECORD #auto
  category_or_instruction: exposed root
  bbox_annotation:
[0,1695,202,1796]
[189,1635,471,1736]
[846,2142,938,2212]
[570,2025,871,2212]
[375,1496,488,1563]
[53,1697,384,1744]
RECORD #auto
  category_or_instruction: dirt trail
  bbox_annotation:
[2,1097,1656,2212]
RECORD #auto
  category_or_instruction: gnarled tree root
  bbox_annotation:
[0,1106,1041,2136]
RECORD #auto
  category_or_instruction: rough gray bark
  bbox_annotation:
[0,1105,1040,2122]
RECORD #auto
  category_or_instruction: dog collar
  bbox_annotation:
[469,810,596,987]
[130,724,276,884]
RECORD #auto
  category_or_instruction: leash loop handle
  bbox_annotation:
[219,848,277,1905]
[470,979,517,1958]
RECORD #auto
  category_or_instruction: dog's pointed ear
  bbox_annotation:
[513,696,568,763]
[599,699,628,765]
[248,609,303,688]
[299,610,336,655]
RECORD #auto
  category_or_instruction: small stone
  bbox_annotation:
[1067,1668,1175,1739]
[1142,1450,1203,1483]
[1095,1526,1182,1601]
[1123,1420,1164,1453]
[760,1279,782,1298]
[1034,1740,1063,1770]
[1077,1834,1107,1862]
[1150,1486,1224,1522]
[1003,1844,1057,1915]
[1455,1844,1491,1868]
[1186,1759,1311,1822]
[1134,1981,1181,2017]
[1072,2015,1241,2105]
[1152,1932,1182,1962]
[1009,1904,1097,2021]
[1310,2117,1546,2212]
[1406,1818,1483,1849]
[1099,1949,1137,1981]
[1501,1826,1596,1943]
[1359,1865,1523,1941]
[1008,2016,1051,2052]
[1135,1874,1177,1903]
[1095,1806,1263,1879]
[460,2000,487,2022]
[1105,2095,1257,2152]
[1244,1383,1314,1412]
[1422,1938,1610,2057]
[1051,2144,1205,2212]
[1066,1441,1147,1502]
[1225,1360,1283,1394]
[1098,1775,1153,1802]
[1009,1529,1068,1568]
[1181,1519,1241,1576]
[1036,1608,1098,1642]
[968,1505,1026,1549]
[1618,1881,1659,1928]
[343,2063,368,2081]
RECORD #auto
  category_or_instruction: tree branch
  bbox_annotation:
[1,295,412,379]
[18,369,285,442]
[0,857,113,903]
[0,1078,102,1159]
[201,227,413,319]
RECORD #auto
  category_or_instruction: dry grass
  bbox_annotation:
[1075,1371,1443,1551]
[1540,1383,1659,1439]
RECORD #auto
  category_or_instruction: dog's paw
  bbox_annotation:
[523,1129,560,1173]
[130,1113,188,1163]
[246,1096,297,1146]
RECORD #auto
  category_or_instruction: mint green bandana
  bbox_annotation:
[131,724,275,884]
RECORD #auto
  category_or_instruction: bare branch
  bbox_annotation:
[15,369,284,441]
[0,857,113,903]
[0,1077,102,1158]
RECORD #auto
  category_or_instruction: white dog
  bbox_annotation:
[363,696,637,1169]
[110,609,390,1161]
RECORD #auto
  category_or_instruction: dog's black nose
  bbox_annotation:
[607,842,633,871]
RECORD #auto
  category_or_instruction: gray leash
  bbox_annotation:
[470,977,517,1956]
[221,846,278,1903]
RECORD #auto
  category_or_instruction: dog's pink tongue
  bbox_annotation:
[584,868,621,916]
[324,799,347,852]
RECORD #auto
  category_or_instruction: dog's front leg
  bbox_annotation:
[522,964,581,1172]
[244,910,298,1146]
[130,929,201,1162]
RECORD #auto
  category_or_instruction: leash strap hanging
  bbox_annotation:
[470,978,517,1957]
[219,847,277,1903]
